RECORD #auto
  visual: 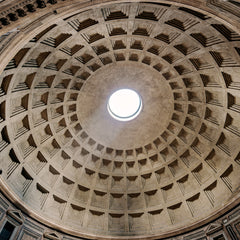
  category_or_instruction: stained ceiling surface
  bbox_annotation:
[0,1,240,239]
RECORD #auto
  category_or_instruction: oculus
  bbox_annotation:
[107,89,142,121]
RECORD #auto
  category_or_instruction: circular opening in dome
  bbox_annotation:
[107,89,142,121]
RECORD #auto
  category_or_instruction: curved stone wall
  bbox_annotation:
[0,1,240,239]
[0,191,240,239]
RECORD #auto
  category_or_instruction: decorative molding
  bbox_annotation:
[207,0,240,19]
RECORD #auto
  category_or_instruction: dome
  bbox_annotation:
[0,1,240,239]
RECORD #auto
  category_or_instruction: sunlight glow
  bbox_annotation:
[107,89,142,121]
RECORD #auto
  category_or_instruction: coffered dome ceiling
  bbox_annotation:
[0,1,240,239]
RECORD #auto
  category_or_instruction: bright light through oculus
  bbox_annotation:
[107,89,142,121]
